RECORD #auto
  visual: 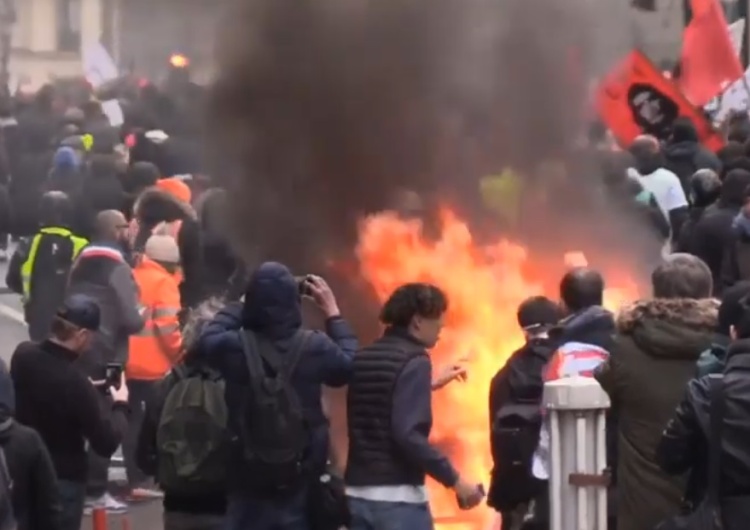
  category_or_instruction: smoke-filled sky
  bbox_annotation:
[207,0,634,270]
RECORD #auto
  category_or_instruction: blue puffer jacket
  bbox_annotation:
[194,261,358,490]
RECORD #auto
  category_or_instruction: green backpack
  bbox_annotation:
[156,365,229,495]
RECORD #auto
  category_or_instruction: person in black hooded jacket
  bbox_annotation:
[685,168,750,294]
[0,359,61,530]
[487,296,562,530]
[663,118,721,194]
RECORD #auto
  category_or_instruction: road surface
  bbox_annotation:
[0,256,163,530]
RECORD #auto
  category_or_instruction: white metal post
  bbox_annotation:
[544,376,611,530]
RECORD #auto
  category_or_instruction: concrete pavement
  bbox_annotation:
[0,257,164,530]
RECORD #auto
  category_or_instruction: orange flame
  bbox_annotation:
[356,208,639,529]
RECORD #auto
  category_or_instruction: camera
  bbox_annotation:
[104,363,123,390]
[295,275,314,297]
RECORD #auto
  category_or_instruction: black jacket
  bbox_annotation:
[10,340,128,482]
[0,420,61,530]
[663,140,721,194]
[658,339,750,530]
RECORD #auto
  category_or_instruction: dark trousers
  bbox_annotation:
[225,488,309,530]
[163,512,225,530]
[58,480,86,530]
[123,379,158,488]
[87,390,112,498]
[348,497,434,530]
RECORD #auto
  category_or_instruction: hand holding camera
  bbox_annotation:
[298,275,340,318]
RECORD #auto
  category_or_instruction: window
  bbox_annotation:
[57,0,81,52]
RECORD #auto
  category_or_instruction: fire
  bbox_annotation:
[356,208,639,530]
[169,53,190,69]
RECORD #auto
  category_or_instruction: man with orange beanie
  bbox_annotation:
[124,232,183,499]
[131,177,203,312]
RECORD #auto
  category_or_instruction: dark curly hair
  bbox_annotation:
[379,283,448,327]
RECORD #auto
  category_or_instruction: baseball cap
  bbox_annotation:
[56,294,101,331]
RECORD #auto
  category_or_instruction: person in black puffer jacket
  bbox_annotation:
[677,169,722,253]
[488,296,562,530]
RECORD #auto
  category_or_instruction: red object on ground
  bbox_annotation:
[92,508,107,530]
[679,0,744,106]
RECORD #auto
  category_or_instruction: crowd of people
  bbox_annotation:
[1,70,750,530]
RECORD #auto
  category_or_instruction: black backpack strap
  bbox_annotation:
[706,374,725,507]
[241,329,313,380]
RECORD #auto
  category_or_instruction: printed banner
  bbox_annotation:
[595,50,724,152]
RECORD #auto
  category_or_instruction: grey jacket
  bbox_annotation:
[66,243,144,377]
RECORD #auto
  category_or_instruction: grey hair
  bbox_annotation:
[182,297,226,349]
[651,253,713,299]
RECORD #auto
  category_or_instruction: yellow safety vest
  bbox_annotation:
[480,168,523,227]
[20,227,88,300]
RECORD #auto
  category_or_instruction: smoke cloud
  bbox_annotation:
[207,0,632,270]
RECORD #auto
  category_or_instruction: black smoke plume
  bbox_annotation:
[206,0,624,271]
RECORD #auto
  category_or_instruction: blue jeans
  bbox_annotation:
[224,488,309,530]
[57,480,86,530]
[348,497,434,530]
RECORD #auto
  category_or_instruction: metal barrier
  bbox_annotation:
[545,376,610,530]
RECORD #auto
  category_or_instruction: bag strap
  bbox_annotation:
[241,329,313,380]
[706,374,726,507]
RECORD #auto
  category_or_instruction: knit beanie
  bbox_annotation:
[145,234,180,265]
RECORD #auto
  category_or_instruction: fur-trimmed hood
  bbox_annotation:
[133,187,196,226]
[617,298,718,360]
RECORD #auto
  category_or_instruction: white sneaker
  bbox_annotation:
[83,493,128,515]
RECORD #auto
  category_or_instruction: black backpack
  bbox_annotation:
[239,329,313,494]
[0,420,16,530]
[156,365,230,496]
[490,400,543,511]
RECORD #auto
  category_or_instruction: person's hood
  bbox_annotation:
[551,305,615,350]
[664,140,700,160]
[134,187,196,226]
[52,146,80,171]
[241,261,302,339]
[617,298,718,360]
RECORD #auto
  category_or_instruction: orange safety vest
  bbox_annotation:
[127,257,183,380]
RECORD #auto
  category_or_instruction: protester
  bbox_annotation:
[721,185,750,288]
[530,268,615,528]
[685,169,750,292]
[658,295,750,530]
[676,169,722,253]
[6,191,88,340]
[124,231,182,499]
[487,296,562,530]
[595,253,717,530]
[10,295,129,530]
[0,359,61,530]
[663,118,721,191]
[628,135,688,240]
[80,155,127,238]
[136,298,227,530]
[193,262,357,529]
[66,210,144,513]
[122,161,160,218]
[132,180,203,309]
[696,281,750,378]
[345,283,480,529]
